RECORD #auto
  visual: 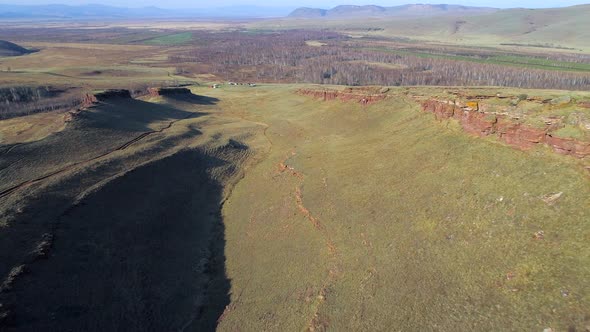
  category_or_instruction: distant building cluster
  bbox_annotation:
[211,82,257,89]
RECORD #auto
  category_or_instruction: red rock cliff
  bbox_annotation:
[297,88,388,105]
[420,99,590,159]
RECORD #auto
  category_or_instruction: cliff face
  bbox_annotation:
[297,88,388,105]
[81,93,98,108]
[297,87,590,159]
[421,99,590,159]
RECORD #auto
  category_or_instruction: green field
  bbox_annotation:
[366,47,590,72]
[142,32,194,45]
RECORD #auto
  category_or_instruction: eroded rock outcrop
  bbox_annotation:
[81,93,98,108]
[545,135,590,157]
[496,121,547,149]
[420,99,590,159]
[297,87,388,105]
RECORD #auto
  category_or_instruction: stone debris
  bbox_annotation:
[541,192,563,205]
[533,231,545,240]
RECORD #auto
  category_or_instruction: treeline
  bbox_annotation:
[169,31,590,90]
[0,86,84,119]
[0,81,195,119]
[0,83,158,119]
[364,42,590,65]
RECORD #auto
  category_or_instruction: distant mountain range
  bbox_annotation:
[0,4,293,19]
[288,4,498,18]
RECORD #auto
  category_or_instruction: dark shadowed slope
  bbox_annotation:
[0,90,258,331]
[0,41,33,57]
[2,150,231,331]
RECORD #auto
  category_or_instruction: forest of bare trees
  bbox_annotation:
[0,83,166,119]
[169,30,590,90]
[0,86,85,119]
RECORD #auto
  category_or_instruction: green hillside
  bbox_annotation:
[1,82,590,331]
[254,4,590,50]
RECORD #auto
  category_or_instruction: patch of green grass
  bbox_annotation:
[142,32,194,45]
[492,55,590,72]
[194,85,590,332]
[553,125,586,139]
[365,47,590,72]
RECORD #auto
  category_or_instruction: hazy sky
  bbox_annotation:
[0,0,587,9]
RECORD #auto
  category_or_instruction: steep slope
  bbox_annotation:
[0,88,266,331]
[191,84,590,332]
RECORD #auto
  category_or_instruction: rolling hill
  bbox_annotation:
[263,4,590,50]
[372,4,590,49]
[0,40,32,57]
[288,4,498,18]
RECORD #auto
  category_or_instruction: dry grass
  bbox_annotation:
[0,42,191,89]
[0,111,68,144]
[191,84,590,332]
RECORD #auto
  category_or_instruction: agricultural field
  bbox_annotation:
[1,5,590,332]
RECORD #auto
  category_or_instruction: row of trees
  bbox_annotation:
[0,81,191,119]
[0,86,84,119]
[168,31,590,90]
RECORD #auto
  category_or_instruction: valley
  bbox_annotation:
[1,3,590,331]
[0,83,589,331]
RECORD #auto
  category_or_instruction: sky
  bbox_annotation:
[0,0,587,9]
